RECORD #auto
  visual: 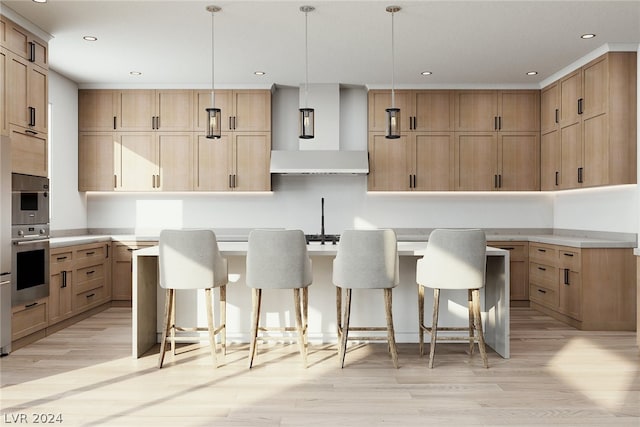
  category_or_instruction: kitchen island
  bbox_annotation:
[131,242,511,359]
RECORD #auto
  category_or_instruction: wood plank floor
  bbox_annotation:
[1,307,639,426]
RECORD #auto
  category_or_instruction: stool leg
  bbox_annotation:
[158,288,173,368]
[205,288,218,368]
[472,289,489,368]
[303,286,309,358]
[429,288,440,369]
[336,287,342,343]
[170,289,176,356]
[220,285,227,356]
[468,289,475,356]
[339,288,352,368]
[249,288,262,368]
[294,288,308,368]
[418,284,425,356]
[384,288,399,369]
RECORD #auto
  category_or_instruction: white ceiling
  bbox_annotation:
[2,0,640,88]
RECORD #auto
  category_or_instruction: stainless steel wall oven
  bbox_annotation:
[11,173,50,307]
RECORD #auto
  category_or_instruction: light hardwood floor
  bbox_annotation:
[1,307,639,426]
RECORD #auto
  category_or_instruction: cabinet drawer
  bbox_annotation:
[75,264,104,287]
[529,284,558,309]
[75,244,107,267]
[558,248,581,271]
[529,262,558,289]
[114,242,154,260]
[50,250,73,272]
[73,285,107,312]
[529,243,558,264]
[12,298,48,340]
[488,242,527,261]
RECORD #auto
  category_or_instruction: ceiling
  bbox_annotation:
[2,0,640,88]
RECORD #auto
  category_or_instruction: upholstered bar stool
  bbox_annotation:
[246,229,313,368]
[158,229,228,369]
[333,229,399,368]
[416,228,488,368]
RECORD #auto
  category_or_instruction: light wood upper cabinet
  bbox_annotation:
[367,132,411,191]
[455,91,498,132]
[498,132,540,191]
[368,90,453,133]
[368,90,414,133]
[79,90,117,132]
[413,133,454,191]
[114,132,193,191]
[78,132,115,191]
[7,51,47,135]
[541,127,560,191]
[455,132,498,191]
[0,48,7,136]
[1,15,48,70]
[559,69,581,127]
[541,83,560,134]
[498,91,540,132]
[194,90,271,133]
[9,125,47,177]
[155,90,193,131]
[117,90,156,131]
[195,132,270,191]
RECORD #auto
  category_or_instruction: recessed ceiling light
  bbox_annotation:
[83,36,98,41]
[254,71,266,76]
[581,33,596,39]
[526,71,538,76]
[421,71,433,76]
[129,71,142,76]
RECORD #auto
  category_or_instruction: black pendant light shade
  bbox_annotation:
[299,107,315,139]
[385,5,401,140]
[206,107,221,139]
[385,107,401,139]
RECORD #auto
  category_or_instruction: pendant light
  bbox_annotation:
[385,5,401,139]
[299,5,315,139]
[206,5,222,139]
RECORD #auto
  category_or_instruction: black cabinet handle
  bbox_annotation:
[28,41,35,62]
[564,268,570,285]
[494,116,498,130]
[86,270,95,275]
[498,116,502,130]
[86,251,95,256]
[555,171,559,186]
[61,270,67,288]
[578,167,584,183]
[563,253,574,257]
[106,244,109,259]
[86,293,96,298]
[537,289,547,294]
[498,174,502,188]
[113,116,117,130]
[56,256,67,261]
[28,107,36,127]
[538,266,546,271]
[25,129,38,135]
[413,174,416,189]
[25,302,38,308]
[538,248,546,253]
[555,109,559,124]
[578,98,584,115]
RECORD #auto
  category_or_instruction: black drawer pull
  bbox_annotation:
[86,270,95,275]
[537,267,546,271]
[56,256,68,261]
[537,289,547,294]
[563,253,574,257]
[25,302,38,308]
[86,293,96,298]
[537,248,546,252]
[86,251,95,256]
[564,268,570,285]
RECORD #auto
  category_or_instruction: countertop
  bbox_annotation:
[49,229,637,250]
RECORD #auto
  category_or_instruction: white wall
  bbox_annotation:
[48,71,87,232]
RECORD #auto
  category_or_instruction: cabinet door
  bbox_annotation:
[559,70,581,127]
[541,83,559,134]
[28,65,47,134]
[156,90,193,131]
[413,91,454,132]
[232,90,271,132]
[498,132,540,191]
[368,132,410,191]
[49,250,73,325]
[582,55,608,119]
[195,133,232,191]
[194,90,233,132]
[117,90,155,131]
[455,132,497,191]
[559,122,581,189]
[454,91,497,132]
[582,114,608,187]
[0,48,7,136]
[488,242,528,301]
[78,132,115,191]
[4,20,48,69]
[9,125,47,177]
[112,242,153,302]
[157,132,193,191]
[368,90,413,133]
[7,52,28,129]
[541,129,560,191]
[233,132,271,191]
[498,91,539,132]
[117,133,156,191]
[79,90,116,131]
[558,249,581,321]
[413,133,453,191]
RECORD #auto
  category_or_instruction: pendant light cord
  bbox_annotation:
[210,9,215,108]
[304,9,309,108]
[391,9,395,109]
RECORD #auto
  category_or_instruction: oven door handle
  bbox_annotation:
[13,239,50,245]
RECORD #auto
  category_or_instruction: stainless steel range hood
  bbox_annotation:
[270,83,369,175]
[270,150,369,174]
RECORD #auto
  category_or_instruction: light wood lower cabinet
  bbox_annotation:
[48,242,111,327]
[529,242,636,330]
[112,241,155,302]
[488,241,529,304]
[12,297,48,341]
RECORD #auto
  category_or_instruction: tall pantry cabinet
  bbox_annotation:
[541,52,637,190]
[1,15,49,178]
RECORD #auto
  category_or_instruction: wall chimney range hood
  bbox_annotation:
[270,83,369,175]
[270,150,369,175]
